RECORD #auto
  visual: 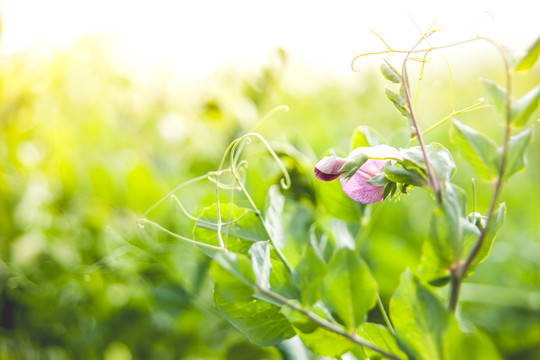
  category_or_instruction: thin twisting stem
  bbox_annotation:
[228,134,293,273]
[351,36,481,71]
[137,218,225,251]
[170,194,255,226]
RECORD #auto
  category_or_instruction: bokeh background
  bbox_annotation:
[1,1,539,359]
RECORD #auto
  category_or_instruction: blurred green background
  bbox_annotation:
[1,37,539,360]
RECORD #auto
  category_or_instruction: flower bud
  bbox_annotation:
[314,156,347,182]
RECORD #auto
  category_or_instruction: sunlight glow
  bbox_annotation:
[1,0,538,81]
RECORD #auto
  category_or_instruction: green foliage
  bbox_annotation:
[390,270,502,360]
[504,128,534,179]
[249,241,272,290]
[264,185,286,250]
[380,60,402,84]
[351,125,386,150]
[516,35,540,71]
[384,162,427,187]
[450,120,499,180]
[281,304,354,357]
[466,203,505,273]
[291,248,328,306]
[214,288,295,346]
[419,183,471,286]
[212,249,295,346]
[358,323,407,360]
[339,153,369,179]
[321,248,378,331]
[482,78,508,120]
[314,176,365,222]
[512,84,540,127]
[193,203,267,253]
[385,86,410,119]
[2,32,539,360]
[212,252,256,299]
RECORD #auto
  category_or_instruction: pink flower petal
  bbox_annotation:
[314,156,347,182]
[314,167,341,181]
[340,161,385,204]
[357,159,387,178]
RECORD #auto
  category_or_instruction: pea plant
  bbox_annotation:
[139,31,540,360]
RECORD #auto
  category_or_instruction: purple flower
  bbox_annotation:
[314,145,402,204]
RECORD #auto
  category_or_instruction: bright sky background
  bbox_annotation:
[1,0,538,83]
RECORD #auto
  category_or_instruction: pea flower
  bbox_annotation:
[314,144,402,204]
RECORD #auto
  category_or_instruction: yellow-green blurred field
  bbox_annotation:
[1,38,539,359]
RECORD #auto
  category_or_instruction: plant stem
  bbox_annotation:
[400,36,442,203]
[448,268,461,312]
[377,293,395,334]
[258,287,405,360]
[448,37,513,312]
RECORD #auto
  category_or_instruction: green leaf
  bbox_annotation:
[390,270,503,360]
[309,223,336,264]
[328,218,356,250]
[398,143,456,186]
[308,218,358,265]
[269,258,299,300]
[390,270,450,360]
[214,286,295,346]
[314,178,365,222]
[450,120,499,180]
[339,153,369,179]
[249,241,272,290]
[321,248,377,331]
[358,323,407,360]
[292,248,328,306]
[400,143,455,180]
[385,86,410,118]
[194,203,267,255]
[276,337,310,360]
[211,252,256,300]
[466,203,506,275]
[367,173,389,187]
[425,143,456,182]
[351,126,386,150]
[384,163,427,187]
[383,181,397,200]
[444,322,504,360]
[502,127,533,179]
[210,229,295,347]
[481,78,507,120]
[264,185,285,249]
[380,60,402,83]
[387,143,455,189]
[399,146,427,168]
[516,35,540,71]
[419,207,456,286]
[419,183,475,286]
[213,251,256,286]
[280,303,354,357]
[512,84,540,127]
